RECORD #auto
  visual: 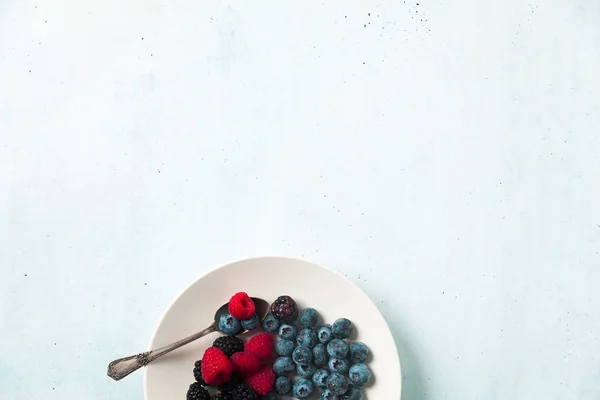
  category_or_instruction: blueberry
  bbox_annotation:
[312,368,330,388]
[276,339,295,356]
[299,307,319,327]
[278,323,298,341]
[327,339,349,359]
[292,378,314,399]
[313,343,328,366]
[317,324,333,344]
[296,362,316,378]
[275,375,292,395]
[292,345,312,364]
[349,342,369,364]
[348,363,372,387]
[218,313,241,335]
[332,318,353,339]
[262,313,281,333]
[273,356,295,374]
[241,314,259,331]
[297,328,318,348]
[320,389,340,400]
[328,357,350,374]
[326,372,349,395]
[341,385,363,400]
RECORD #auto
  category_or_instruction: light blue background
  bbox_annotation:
[1,1,599,399]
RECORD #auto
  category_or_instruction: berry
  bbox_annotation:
[245,366,275,396]
[296,328,318,348]
[260,392,277,400]
[275,339,295,356]
[312,343,327,366]
[349,342,369,364]
[219,313,242,335]
[299,308,319,327]
[341,385,363,400]
[193,360,207,385]
[230,382,258,400]
[278,324,297,341]
[218,372,243,395]
[292,345,312,364]
[261,314,280,333]
[348,363,371,387]
[241,314,259,331]
[317,324,333,344]
[332,318,353,339]
[273,356,295,375]
[244,332,274,361]
[229,293,256,320]
[326,372,349,395]
[327,339,349,359]
[292,378,314,399]
[274,375,292,395]
[296,362,316,378]
[313,368,330,388]
[328,357,350,374]
[320,389,340,400]
[231,352,261,377]
[187,382,211,400]
[270,295,299,323]
[213,336,245,358]
[201,347,234,385]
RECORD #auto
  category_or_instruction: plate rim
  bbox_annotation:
[143,255,402,399]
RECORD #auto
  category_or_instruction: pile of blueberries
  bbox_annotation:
[262,296,372,400]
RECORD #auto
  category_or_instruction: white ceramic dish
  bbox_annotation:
[144,256,401,399]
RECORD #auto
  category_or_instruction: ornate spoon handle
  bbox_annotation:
[107,323,216,381]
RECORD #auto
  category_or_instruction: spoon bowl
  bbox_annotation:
[213,297,270,334]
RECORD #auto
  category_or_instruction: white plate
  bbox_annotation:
[144,256,401,399]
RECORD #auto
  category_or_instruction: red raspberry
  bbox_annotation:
[244,332,274,361]
[201,346,233,385]
[230,351,261,377]
[245,366,275,396]
[228,292,256,320]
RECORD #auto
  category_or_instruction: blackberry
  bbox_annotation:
[218,372,242,394]
[270,295,298,323]
[193,360,207,385]
[230,383,258,400]
[187,382,211,400]
[213,336,244,358]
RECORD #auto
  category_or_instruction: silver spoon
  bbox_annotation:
[107,297,270,381]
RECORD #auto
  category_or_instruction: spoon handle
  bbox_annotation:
[107,323,217,381]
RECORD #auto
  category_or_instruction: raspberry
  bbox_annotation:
[201,347,234,385]
[230,352,261,377]
[244,366,275,396]
[186,382,211,400]
[228,292,256,320]
[213,336,244,358]
[244,332,274,361]
[269,295,298,323]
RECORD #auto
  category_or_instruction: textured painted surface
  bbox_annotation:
[1,1,600,399]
